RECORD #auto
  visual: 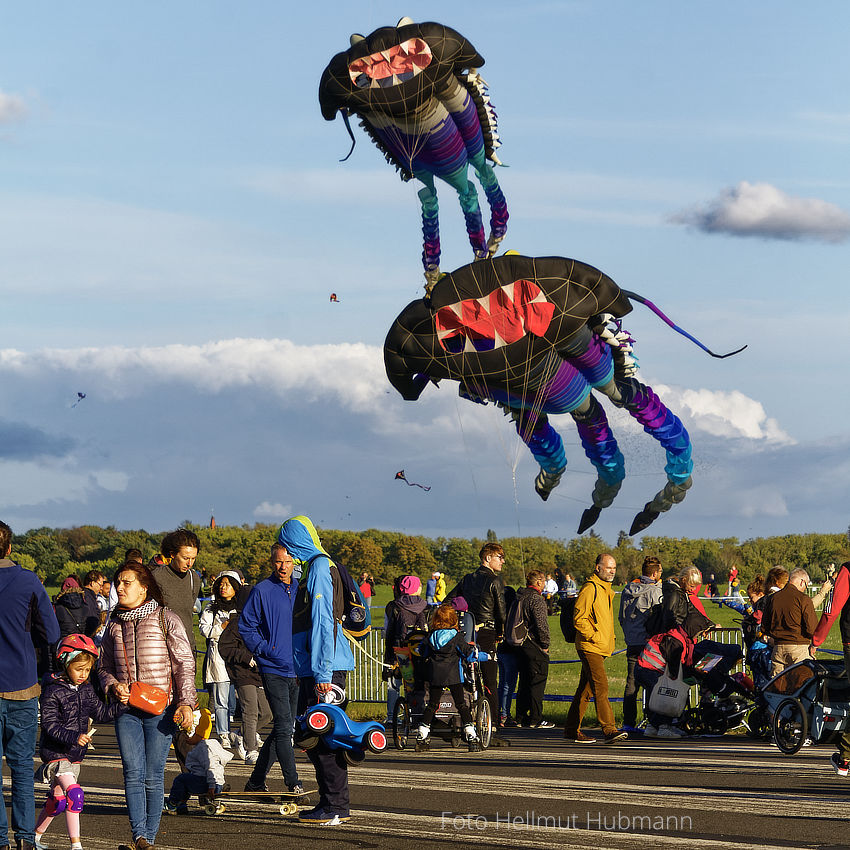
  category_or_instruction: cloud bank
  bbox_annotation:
[0,337,843,540]
[670,181,850,243]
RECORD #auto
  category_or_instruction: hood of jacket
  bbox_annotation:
[429,628,458,650]
[55,588,87,610]
[622,576,660,601]
[278,515,328,578]
[397,595,427,615]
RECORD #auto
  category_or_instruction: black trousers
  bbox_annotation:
[622,645,643,728]
[515,641,549,725]
[297,672,349,815]
[476,627,500,728]
[421,682,474,728]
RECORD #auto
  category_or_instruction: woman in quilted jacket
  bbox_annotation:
[99,562,196,850]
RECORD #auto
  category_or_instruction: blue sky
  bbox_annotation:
[1,2,848,547]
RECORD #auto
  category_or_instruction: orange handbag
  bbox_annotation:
[121,610,172,716]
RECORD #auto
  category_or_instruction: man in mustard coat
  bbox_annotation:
[564,553,627,744]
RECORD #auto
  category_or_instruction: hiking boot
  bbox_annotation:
[244,779,269,792]
[467,737,482,752]
[134,840,154,850]
[831,752,850,777]
[603,730,628,744]
[571,731,596,743]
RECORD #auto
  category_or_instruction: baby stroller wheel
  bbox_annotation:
[450,733,462,748]
[772,697,808,754]
[392,698,410,750]
[475,698,492,749]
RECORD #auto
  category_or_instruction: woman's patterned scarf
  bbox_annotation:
[113,598,159,622]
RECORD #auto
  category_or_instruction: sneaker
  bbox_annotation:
[657,725,686,739]
[218,735,232,749]
[831,752,850,777]
[501,715,519,728]
[244,779,269,792]
[528,720,555,729]
[33,838,49,850]
[571,731,596,743]
[603,730,628,744]
[288,784,305,795]
[70,844,83,850]
[467,737,482,752]
[245,750,259,765]
[234,736,247,760]
[643,725,658,737]
[163,798,188,816]
[298,807,350,825]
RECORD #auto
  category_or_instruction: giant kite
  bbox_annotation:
[384,253,744,535]
[319,17,508,290]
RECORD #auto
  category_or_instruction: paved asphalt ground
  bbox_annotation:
[5,724,846,850]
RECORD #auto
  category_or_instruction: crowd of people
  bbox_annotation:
[2,516,849,850]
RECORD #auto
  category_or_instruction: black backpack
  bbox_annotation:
[504,593,529,647]
[559,583,598,642]
[643,601,666,638]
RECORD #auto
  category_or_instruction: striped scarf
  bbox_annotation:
[113,598,159,622]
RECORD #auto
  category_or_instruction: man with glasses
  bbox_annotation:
[239,543,304,798]
[762,567,818,677]
[448,543,508,745]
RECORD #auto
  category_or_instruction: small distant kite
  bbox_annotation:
[71,393,86,408]
[395,469,431,491]
[330,293,341,302]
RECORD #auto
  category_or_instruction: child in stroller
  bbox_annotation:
[414,604,487,752]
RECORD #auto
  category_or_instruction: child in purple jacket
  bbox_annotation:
[35,634,125,850]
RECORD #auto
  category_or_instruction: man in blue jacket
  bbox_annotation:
[0,520,61,850]
[239,543,303,796]
[281,516,355,826]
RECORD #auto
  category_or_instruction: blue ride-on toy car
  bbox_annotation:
[295,702,388,765]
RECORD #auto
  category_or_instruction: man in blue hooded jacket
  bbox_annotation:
[239,542,304,796]
[0,520,61,850]
[279,516,354,826]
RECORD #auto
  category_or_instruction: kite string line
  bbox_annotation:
[454,395,484,520]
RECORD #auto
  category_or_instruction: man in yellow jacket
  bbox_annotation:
[564,553,628,744]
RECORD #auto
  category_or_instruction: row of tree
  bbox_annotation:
[11,523,850,589]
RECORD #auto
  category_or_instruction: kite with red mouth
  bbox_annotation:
[319,17,508,290]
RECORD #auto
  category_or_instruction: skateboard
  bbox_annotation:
[200,788,313,816]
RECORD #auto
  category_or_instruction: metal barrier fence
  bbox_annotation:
[346,625,746,706]
[348,630,388,703]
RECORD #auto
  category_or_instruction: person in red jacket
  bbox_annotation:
[811,561,850,777]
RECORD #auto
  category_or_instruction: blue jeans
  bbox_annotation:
[209,681,232,738]
[498,646,519,719]
[115,707,175,843]
[250,673,299,788]
[0,697,39,845]
[168,773,222,805]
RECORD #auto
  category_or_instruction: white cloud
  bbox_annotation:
[0,338,386,413]
[652,385,794,445]
[735,486,789,519]
[0,90,26,124]
[670,181,850,243]
[253,501,292,520]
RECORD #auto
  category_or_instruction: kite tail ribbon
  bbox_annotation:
[418,186,441,271]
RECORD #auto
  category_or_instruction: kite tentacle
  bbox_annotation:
[604,376,694,534]
[508,409,566,501]
[417,183,441,273]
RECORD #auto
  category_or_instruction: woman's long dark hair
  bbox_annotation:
[113,561,164,606]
